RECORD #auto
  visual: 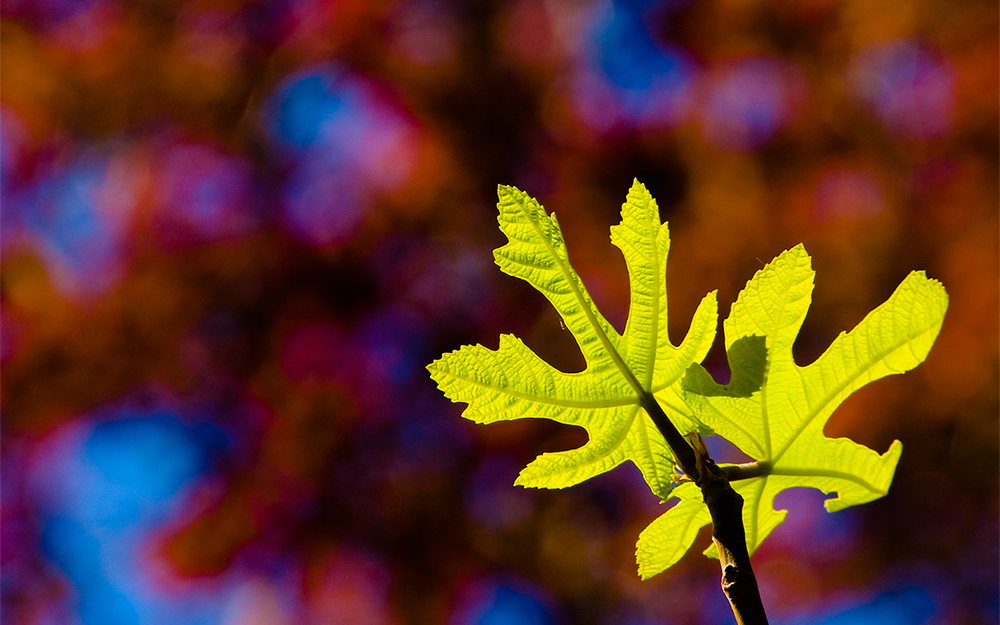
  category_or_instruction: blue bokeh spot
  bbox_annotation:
[266,68,364,154]
[453,583,555,625]
[82,413,209,526]
[36,408,226,625]
[779,586,939,625]
[42,516,140,625]
[582,0,695,126]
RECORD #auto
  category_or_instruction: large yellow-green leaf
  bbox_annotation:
[427,181,717,496]
[636,245,948,578]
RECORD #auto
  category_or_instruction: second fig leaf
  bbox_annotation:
[637,246,948,578]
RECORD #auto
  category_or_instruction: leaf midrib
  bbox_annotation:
[514,196,646,399]
[767,465,889,494]
[769,317,941,465]
[436,368,635,409]
[611,214,662,393]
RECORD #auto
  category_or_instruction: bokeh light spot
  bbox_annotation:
[280,156,367,246]
[812,165,885,221]
[850,40,955,140]
[780,585,939,625]
[262,66,419,246]
[20,148,141,296]
[41,516,141,625]
[83,415,209,525]
[574,0,695,129]
[268,70,352,152]
[27,407,228,625]
[156,141,256,242]
[450,580,556,625]
[699,57,801,151]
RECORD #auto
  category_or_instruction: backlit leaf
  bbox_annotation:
[428,182,947,580]
[636,245,948,578]
[428,181,717,497]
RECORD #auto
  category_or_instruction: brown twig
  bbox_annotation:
[640,393,769,625]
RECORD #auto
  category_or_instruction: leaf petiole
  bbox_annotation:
[723,461,772,482]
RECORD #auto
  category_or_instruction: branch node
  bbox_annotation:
[640,398,769,624]
[722,564,740,587]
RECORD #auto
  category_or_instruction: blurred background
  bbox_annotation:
[1,0,997,623]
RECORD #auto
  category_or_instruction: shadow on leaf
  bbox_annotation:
[682,335,767,398]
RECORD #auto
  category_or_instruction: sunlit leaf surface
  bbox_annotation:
[637,246,948,578]
[429,183,948,579]
[428,181,717,497]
